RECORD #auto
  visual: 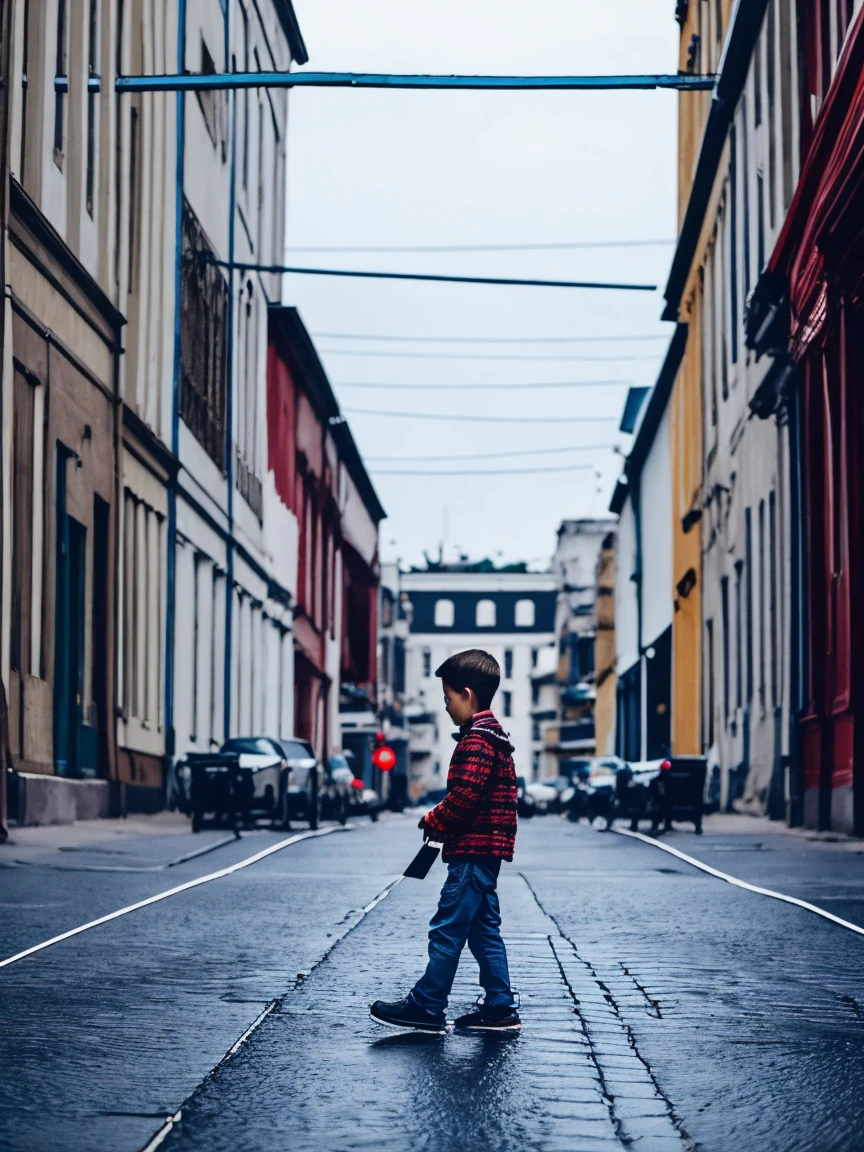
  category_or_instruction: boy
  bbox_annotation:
[370,649,520,1034]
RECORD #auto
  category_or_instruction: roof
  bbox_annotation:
[273,1,309,65]
[268,306,386,524]
[609,324,688,514]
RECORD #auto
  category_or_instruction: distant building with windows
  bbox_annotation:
[400,560,556,796]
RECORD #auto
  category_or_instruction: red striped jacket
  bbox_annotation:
[423,711,518,862]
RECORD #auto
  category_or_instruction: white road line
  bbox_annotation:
[0,826,349,970]
[140,1111,182,1152]
[136,871,404,1152]
[612,827,864,938]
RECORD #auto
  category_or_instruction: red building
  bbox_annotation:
[767,4,864,833]
[267,307,385,760]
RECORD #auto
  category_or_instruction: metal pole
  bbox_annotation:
[113,71,717,94]
[210,261,658,293]
[223,54,237,743]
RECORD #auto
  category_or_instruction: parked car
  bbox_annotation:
[614,756,707,834]
[516,776,536,818]
[323,755,355,824]
[338,751,385,821]
[219,736,326,830]
[567,756,626,824]
[525,781,559,814]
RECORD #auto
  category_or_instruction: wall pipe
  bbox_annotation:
[209,260,657,293]
[165,0,187,763]
[223,31,237,742]
[113,71,718,94]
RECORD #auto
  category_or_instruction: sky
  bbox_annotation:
[284,0,680,570]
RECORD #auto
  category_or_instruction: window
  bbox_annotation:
[769,491,777,708]
[721,576,730,724]
[758,500,766,714]
[422,648,432,678]
[11,366,38,681]
[515,599,535,627]
[729,126,739,364]
[503,691,512,718]
[54,0,67,157]
[504,649,513,679]
[745,508,754,705]
[180,199,228,469]
[434,599,454,628]
[86,0,98,215]
[122,491,164,729]
[766,1,777,229]
[241,2,250,190]
[197,39,226,158]
[735,560,744,711]
[476,599,496,627]
[706,619,715,749]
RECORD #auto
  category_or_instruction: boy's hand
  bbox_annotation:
[418,816,430,839]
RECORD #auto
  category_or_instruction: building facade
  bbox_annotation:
[536,519,616,777]
[400,564,556,795]
[266,306,384,764]
[0,1,334,823]
[611,334,682,765]
[753,1,864,833]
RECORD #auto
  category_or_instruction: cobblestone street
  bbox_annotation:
[4,814,864,1152]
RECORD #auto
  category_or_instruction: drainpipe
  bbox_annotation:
[787,377,804,826]
[223,21,237,741]
[165,0,186,773]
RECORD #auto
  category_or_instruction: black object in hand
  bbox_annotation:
[403,841,441,880]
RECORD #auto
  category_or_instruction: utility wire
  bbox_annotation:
[372,464,598,476]
[343,408,617,424]
[216,260,656,293]
[315,332,671,344]
[291,239,676,254]
[335,379,630,391]
[365,444,619,462]
[322,349,660,362]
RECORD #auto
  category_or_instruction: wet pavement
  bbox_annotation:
[3,814,864,1151]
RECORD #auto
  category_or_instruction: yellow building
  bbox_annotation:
[666,1,733,756]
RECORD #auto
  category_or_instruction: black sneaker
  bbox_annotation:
[453,1006,521,1032]
[370,996,447,1034]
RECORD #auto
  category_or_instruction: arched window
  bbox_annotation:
[434,599,454,627]
[476,599,496,627]
[515,599,535,627]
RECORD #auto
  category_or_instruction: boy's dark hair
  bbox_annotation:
[436,649,500,710]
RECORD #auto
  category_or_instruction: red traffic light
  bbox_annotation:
[372,744,397,772]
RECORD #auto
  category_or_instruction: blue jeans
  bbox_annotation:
[411,860,515,1019]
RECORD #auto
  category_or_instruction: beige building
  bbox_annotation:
[2,0,306,823]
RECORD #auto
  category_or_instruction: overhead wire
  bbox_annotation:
[315,332,671,344]
[364,444,619,462]
[371,463,599,476]
[289,239,676,254]
[335,379,631,390]
[343,408,618,424]
[320,349,661,362]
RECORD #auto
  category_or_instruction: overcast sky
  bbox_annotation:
[284,0,680,570]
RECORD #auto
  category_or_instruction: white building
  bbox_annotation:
[611,341,679,764]
[401,566,556,794]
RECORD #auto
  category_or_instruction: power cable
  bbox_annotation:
[343,408,617,424]
[314,332,671,344]
[290,239,676,254]
[215,259,656,293]
[365,444,618,462]
[336,379,630,391]
[372,463,598,476]
[321,349,661,362]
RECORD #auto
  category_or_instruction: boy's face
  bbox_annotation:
[442,682,478,726]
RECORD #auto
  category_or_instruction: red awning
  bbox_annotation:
[769,7,864,357]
